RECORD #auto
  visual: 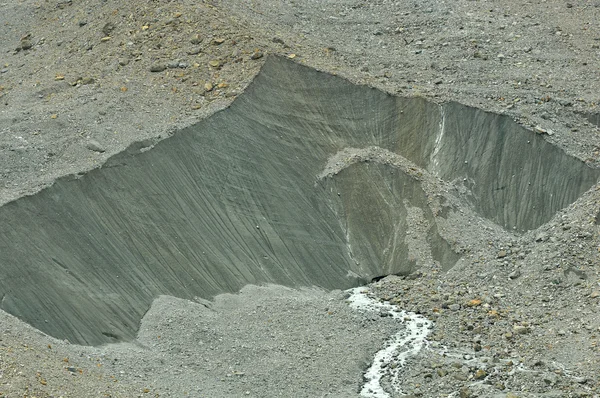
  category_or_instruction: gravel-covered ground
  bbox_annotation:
[1,0,600,397]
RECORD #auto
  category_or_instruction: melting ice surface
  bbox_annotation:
[347,287,432,397]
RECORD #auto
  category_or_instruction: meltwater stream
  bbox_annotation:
[347,287,432,397]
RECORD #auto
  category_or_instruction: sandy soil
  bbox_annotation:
[1,0,600,397]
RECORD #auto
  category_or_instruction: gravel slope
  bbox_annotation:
[1,0,600,397]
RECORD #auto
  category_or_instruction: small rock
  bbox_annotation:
[497,250,507,258]
[590,290,599,298]
[211,38,225,45]
[513,325,530,334]
[167,60,180,69]
[466,299,482,307]
[474,369,487,380]
[459,387,472,398]
[20,39,33,50]
[250,51,263,60]
[102,22,116,36]
[543,373,557,385]
[209,59,221,68]
[190,35,202,45]
[508,269,521,279]
[187,47,202,55]
[78,20,88,27]
[497,53,505,59]
[150,64,166,72]
[86,140,106,153]
[449,304,460,311]
[204,82,213,92]
[407,271,422,280]
[80,77,95,85]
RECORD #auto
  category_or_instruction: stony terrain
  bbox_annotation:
[1,0,600,397]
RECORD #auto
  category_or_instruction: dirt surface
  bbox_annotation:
[1,0,600,397]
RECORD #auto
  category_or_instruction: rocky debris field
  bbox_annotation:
[1,0,600,397]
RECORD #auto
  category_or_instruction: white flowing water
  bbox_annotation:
[347,287,433,398]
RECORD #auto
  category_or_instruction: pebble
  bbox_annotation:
[534,125,552,135]
[86,140,106,153]
[150,64,167,72]
[474,369,487,379]
[508,269,521,279]
[513,325,530,334]
[102,22,116,36]
[20,39,33,50]
[250,51,264,60]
